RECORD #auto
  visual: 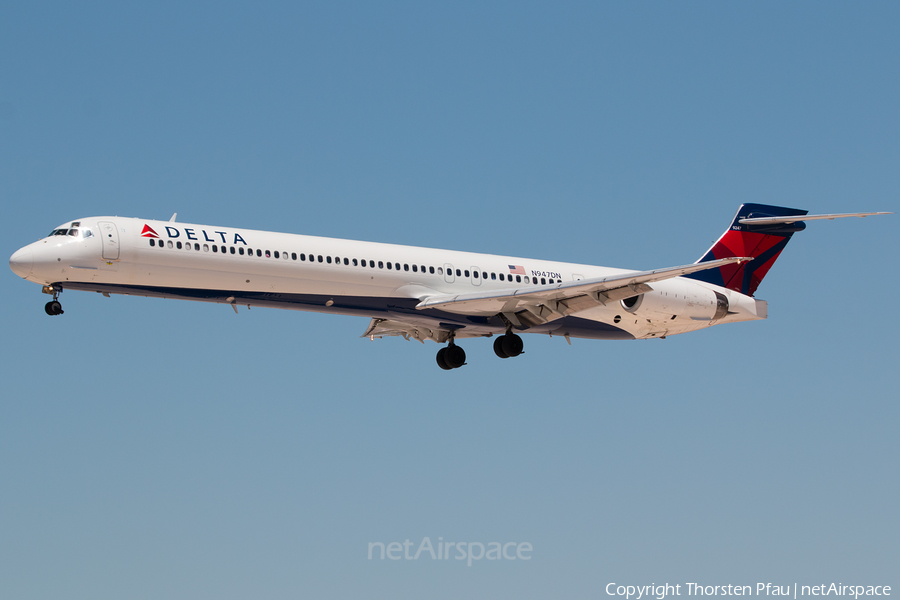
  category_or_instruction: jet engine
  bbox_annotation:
[620,282,729,321]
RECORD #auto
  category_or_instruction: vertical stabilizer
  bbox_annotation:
[684,203,808,296]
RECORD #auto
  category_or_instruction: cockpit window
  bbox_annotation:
[49,227,92,238]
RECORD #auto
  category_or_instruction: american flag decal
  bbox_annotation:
[508,265,525,275]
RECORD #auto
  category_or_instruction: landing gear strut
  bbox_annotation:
[493,333,524,359]
[436,342,466,370]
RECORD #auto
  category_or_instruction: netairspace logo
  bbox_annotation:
[606,584,892,600]
[368,537,532,567]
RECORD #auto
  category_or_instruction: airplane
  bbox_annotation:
[9,204,890,369]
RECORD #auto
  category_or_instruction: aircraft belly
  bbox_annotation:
[54,281,635,340]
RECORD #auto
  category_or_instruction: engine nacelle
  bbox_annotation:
[620,281,729,321]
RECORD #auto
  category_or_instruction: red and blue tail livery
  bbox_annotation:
[9,204,890,369]
[685,203,811,296]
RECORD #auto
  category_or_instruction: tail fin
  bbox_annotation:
[684,203,808,296]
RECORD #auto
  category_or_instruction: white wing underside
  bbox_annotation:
[362,256,750,342]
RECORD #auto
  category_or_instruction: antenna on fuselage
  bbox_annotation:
[169,213,177,222]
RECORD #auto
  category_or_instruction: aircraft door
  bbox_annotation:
[98,221,120,260]
[471,266,482,286]
[443,263,455,283]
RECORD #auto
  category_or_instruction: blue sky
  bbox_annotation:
[2,3,898,599]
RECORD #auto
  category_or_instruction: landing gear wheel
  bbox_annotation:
[445,345,466,369]
[493,336,509,359]
[44,300,63,316]
[500,333,523,357]
[436,347,453,370]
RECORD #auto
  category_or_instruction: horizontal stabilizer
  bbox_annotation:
[739,211,891,225]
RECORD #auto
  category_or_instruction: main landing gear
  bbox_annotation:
[436,343,466,371]
[435,332,525,370]
[493,333,524,359]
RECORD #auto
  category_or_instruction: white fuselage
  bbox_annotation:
[9,216,766,342]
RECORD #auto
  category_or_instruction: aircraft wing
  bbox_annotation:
[414,256,750,325]
[360,317,487,344]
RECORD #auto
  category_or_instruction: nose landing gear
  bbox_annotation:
[436,343,466,370]
[42,286,64,316]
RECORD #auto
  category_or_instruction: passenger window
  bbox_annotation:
[274,251,280,258]
[499,274,504,281]
[352,258,358,266]
[421,265,426,273]
[404,264,409,271]
[291,252,296,260]
[239,247,245,255]
[195,243,200,251]
[429,266,434,274]
[387,262,392,270]
[317,255,323,262]
[482,272,487,279]
[473,271,478,278]
[230,247,236,254]
[326,256,332,264]
[344,258,349,265]
[212,245,217,252]
[264,250,270,257]
[516,275,521,283]
[532,277,537,284]
[456,269,461,277]
[541,278,546,285]
[378,261,384,268]
[491,273,496,280]
[465,270,470,277]
[176,241,182,249]
[412,265,417,272]
[437,267,443,275]
[149,239,155,247]
[203,244,209,252]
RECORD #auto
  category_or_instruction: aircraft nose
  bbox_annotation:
[9,247,33,278]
